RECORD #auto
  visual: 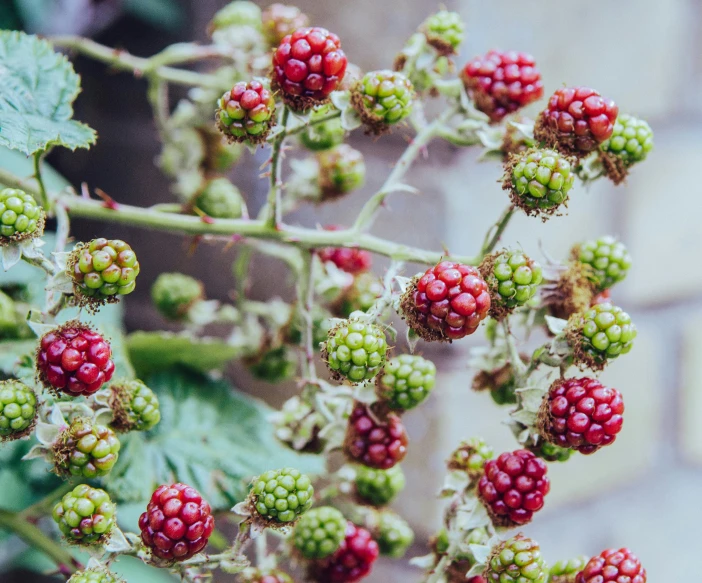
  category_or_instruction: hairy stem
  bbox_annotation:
[0,509,80,575]
[480,205,516,257]
[261,107,291,229]
[49,36,220,88]
[33,153,49,210]
[353,106,456,232]
[297,251,317,380]
[21,253,58,276]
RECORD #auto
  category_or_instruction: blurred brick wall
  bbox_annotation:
[48,1,702,580]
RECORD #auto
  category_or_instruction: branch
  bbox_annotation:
[0,509,80,576]
[260,107,291,229]
[480,205,515,257]
[297,251,317,380]
[33,153,49,210]
[353,106,456,232]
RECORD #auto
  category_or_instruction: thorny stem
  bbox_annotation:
[297,250,318,380]
[49,36,221,88]
[179,521,252,569]
[33,153,49,210]
[480,205,516,258]
[261,107,291,229]
[352,106,457,232]
[0,509,80,575]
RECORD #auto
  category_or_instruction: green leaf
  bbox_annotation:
[126,331,240,377]
[102,369,324,525]
[0,31,96,155]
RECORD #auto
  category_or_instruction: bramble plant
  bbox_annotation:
[0,3,652,582]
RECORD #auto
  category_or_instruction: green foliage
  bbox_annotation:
[0,31,96,155]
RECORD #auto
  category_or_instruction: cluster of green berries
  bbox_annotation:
[507,149,575,215]
[70,238,140,301]
[0,379,37,439]
[248,346,297,383]
[482,250,543,315]
[375,510,414,558]
[53,418,121,479]
[293,505,347,559]
[52,484,116,544]
[151,272,204,320]
[68,569,123,583]
[572,303,637,366]
[299,105,345,151]
[448,437,494,480]
[335,272,384,318]
[109,379,161,432]
[421,9,465,53]
[210,0,261,31]
[194,177,244,219]
[549,556,589,583]
[574,236,632,290]
[600,114,653,165]
[317,144,366,199]
[484,535,548,583]
[353,70,415,129]
[251,467,314,523]
[0,188,43,241]
[355,464,406,506]
[376,354,436,410]
[324,318,388,383]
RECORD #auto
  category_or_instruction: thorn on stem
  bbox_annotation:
[95,188,119,210]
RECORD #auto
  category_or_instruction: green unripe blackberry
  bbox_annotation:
[68,569,123,583]
[569,303,636,368]
[421,9,465,53]
[376,354,436,411]
[481,250,543,318]
[293,506,346,559]
[151,272,204,320]
[434,526,488,558]
[548,556,589,583]
[0,188,44,242]
[217,80,276,143]
[573,236,632,290]
[108,379,161,432]
[53,418,121,479]
[323,318,388,383]
[210,1,262,31]
[317,145,366,200]
[448,437,494,481]
[248,346,297,383]
[355,464,406,506]
[299,105,345,151]
[529,440,572,463]
[484,534,548,583]
[52,484,116,545]
[0,379,37,439]
[506,149,575,216]
[352,70,415,130]
[69,238,140,303]
[334,272,384,318]
[376,511,414,558]
[194,177,244,219]
[600,114,653,165]
[251,467,314,523]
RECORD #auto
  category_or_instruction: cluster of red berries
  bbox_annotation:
[310,522,379,583]
[318,226,372,274]
[344,402,408,470]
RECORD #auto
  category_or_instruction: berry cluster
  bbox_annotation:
[484,535,547,583]
[376,354,436,410]
[294,506,347,559]
[352,70,415,132]
[194,177,244,219]
[309,522,379,583]
[480,249,543,318]
[354,464,406,506]
[576,548,646,583]
[0,187,44,241]
[573,236,632,291]
[217,80,276,143]
[324,318,388,383]
[569,302,637,368]
[53,418,121,479]
[108,379,161,432]
[344,402,408,469]
[317,145,366,199]
[151,272,204,320]
[0,379,37,439]
[52,484,116,544]
[250,467,314,523]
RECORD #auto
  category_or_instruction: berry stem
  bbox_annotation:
[261,106,291,229]
[352,105,458,233]
[33,152,49,211]
[54,202,71,254]
[0,509,80,575]
[502,320,528,379]
[297,250,318,380]
[21,252,58,276]
[49,36,221,88]
[285,109,342,136]
[480,205,516,257]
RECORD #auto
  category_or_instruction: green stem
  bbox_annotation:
[480,205,515,257]
[353,106,456,232]
[297,250,317,380]
[0,168,35,192]
[261,107,291,228]
[49,36,220,88]
[284,109,342,136]
[21,253,58,276]
[502,320,528,379]
[33,153,49,210]
[0,509,79,575]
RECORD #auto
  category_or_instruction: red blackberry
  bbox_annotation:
[477,449,550,527]
[310,522,379,583]
[37,322,115,396]
[539,377,624,454]
[535,87,618,155]
[461,50,543,122]
[217,80,276,143]
[400,261,490,342]
[139,483,214,562]
[576,548,646,583]
[272,27,347,110]
[318,226,372,274]
[344,402,408,470]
